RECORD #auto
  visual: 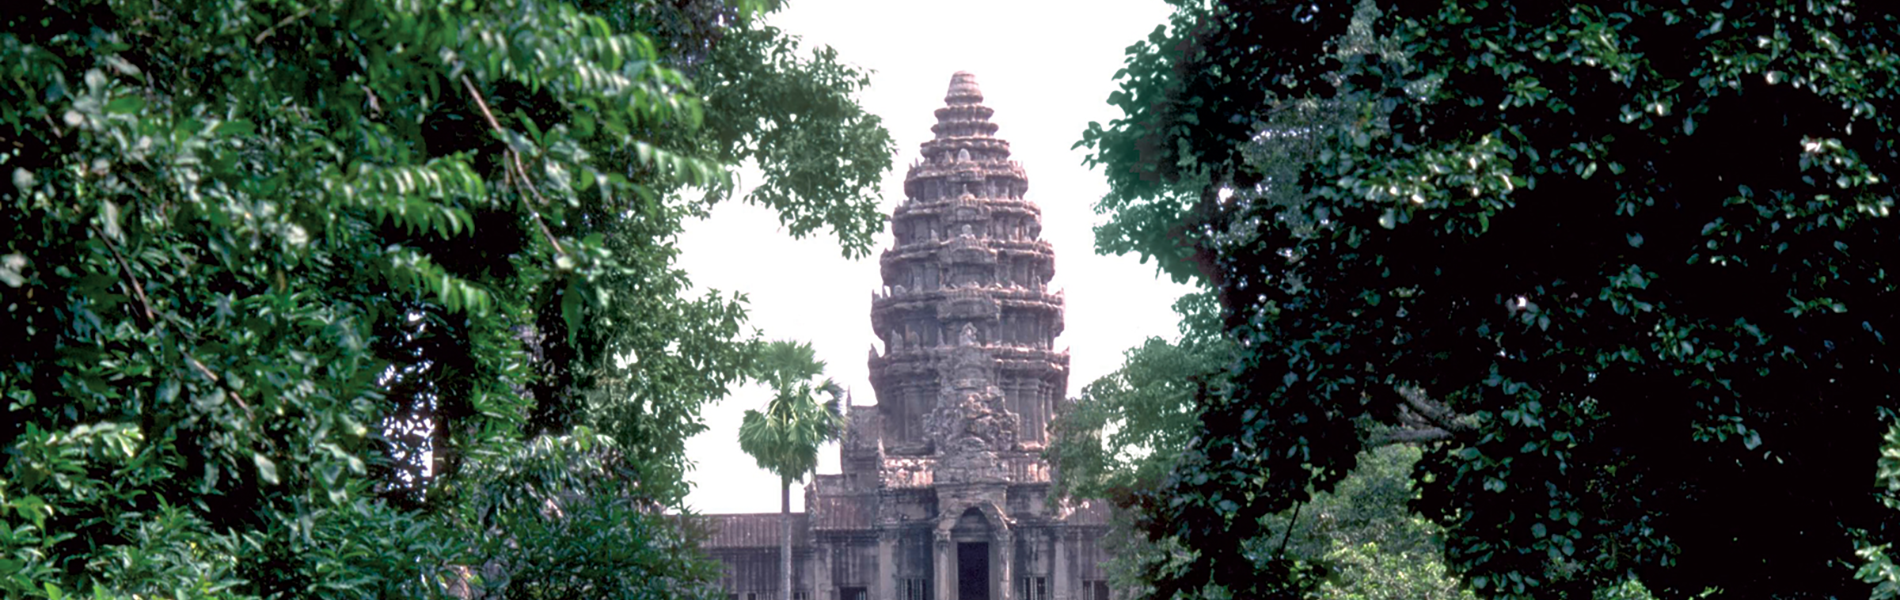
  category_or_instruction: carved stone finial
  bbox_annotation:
[946,71,983,104]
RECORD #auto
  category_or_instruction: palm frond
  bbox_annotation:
[735,342,848,482]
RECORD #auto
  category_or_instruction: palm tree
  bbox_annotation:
[738,340,847,600]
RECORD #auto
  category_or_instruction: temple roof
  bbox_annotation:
[695,513,811,549]
[945,71,983,104]
[931,71,1000,141]
[810,494,873,530]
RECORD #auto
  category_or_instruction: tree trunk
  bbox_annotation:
[782,476,793,600]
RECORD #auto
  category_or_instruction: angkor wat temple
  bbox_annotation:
[699,72,1113,600]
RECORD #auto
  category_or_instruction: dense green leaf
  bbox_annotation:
[0,0,889,597]
[1081,0,1900,598]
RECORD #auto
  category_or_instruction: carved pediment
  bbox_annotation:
[924,345,1021,474]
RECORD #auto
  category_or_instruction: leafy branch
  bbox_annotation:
[460,73,567,257]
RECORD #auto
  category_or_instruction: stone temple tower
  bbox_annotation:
[869,70,1069,461]
[700,73,1112,600]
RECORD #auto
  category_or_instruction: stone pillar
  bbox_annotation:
[996,528,1015,600]
[878,530,896,600]
[935,528,953,600]
[1052,530,1069,600]
[816,543,834,600]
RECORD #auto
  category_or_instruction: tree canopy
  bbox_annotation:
[738,340,846,600]
[0,0,889,597]
[1049,292,1478,600]
[739,340,848,486]
[1080,1,1900,598]
[1049,291,1227,503]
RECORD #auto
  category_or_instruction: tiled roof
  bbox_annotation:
[810,495,872,531]
[698,513,810,549]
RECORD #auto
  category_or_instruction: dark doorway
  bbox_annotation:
[957,542,990,600]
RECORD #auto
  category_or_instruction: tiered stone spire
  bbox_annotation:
[705,73,1109,600]
[866,72,1069,460]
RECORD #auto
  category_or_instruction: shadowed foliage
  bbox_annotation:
[0,0,888,597]
[1080,1,1900,598]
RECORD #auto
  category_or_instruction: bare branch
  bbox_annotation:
[1394,385,1474,434]
[1276,500,1304,558]
[254,5,317,45]
[1370,426,1454,446]
[187,353,256,421]
[92,225,260,424]
[1356,385,1474,446]
[359,84,384,117]
[459,74,567,256]
[90,225,155,326]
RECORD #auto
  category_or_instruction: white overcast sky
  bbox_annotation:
[674,0,1192,514]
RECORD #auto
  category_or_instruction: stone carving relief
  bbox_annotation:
[880,456,934,488]
[923,344,1021,482]
[935,438,1008,484]
[926,389,1010,449]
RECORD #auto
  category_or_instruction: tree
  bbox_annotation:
[738,340,847,600]
[1081,1,1900,598]
[0,0,889,596]
[1050,293,1475,600]
[1050,292,1228,503]
[576,3,894,507]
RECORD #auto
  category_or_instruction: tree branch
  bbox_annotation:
[459,74,567,256]
[187,353,256,421]
[1276,500,1303,558]
[1369,426,1454,446]
[1358,384,1473,446]
[90,225,155,327]
[359,84,384,117]
[1393,385,1474,434]
[254,5,317,45]
[92,225,258,423]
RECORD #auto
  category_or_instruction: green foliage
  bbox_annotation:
[1051,297,1472,600]
[449,428,721,599]
[0,0,889,597]
[738,340,847,484]
[1287,447,1473,600]
[1050,291,1228,501]
[737,340,847,600]
[698,24,896,259]
[573,2,892,506]
[1861,420,1900,599]
[1082,0,1900,598]
[1046,293,1226,600]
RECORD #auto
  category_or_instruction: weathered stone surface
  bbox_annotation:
[700,73,1110,600]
